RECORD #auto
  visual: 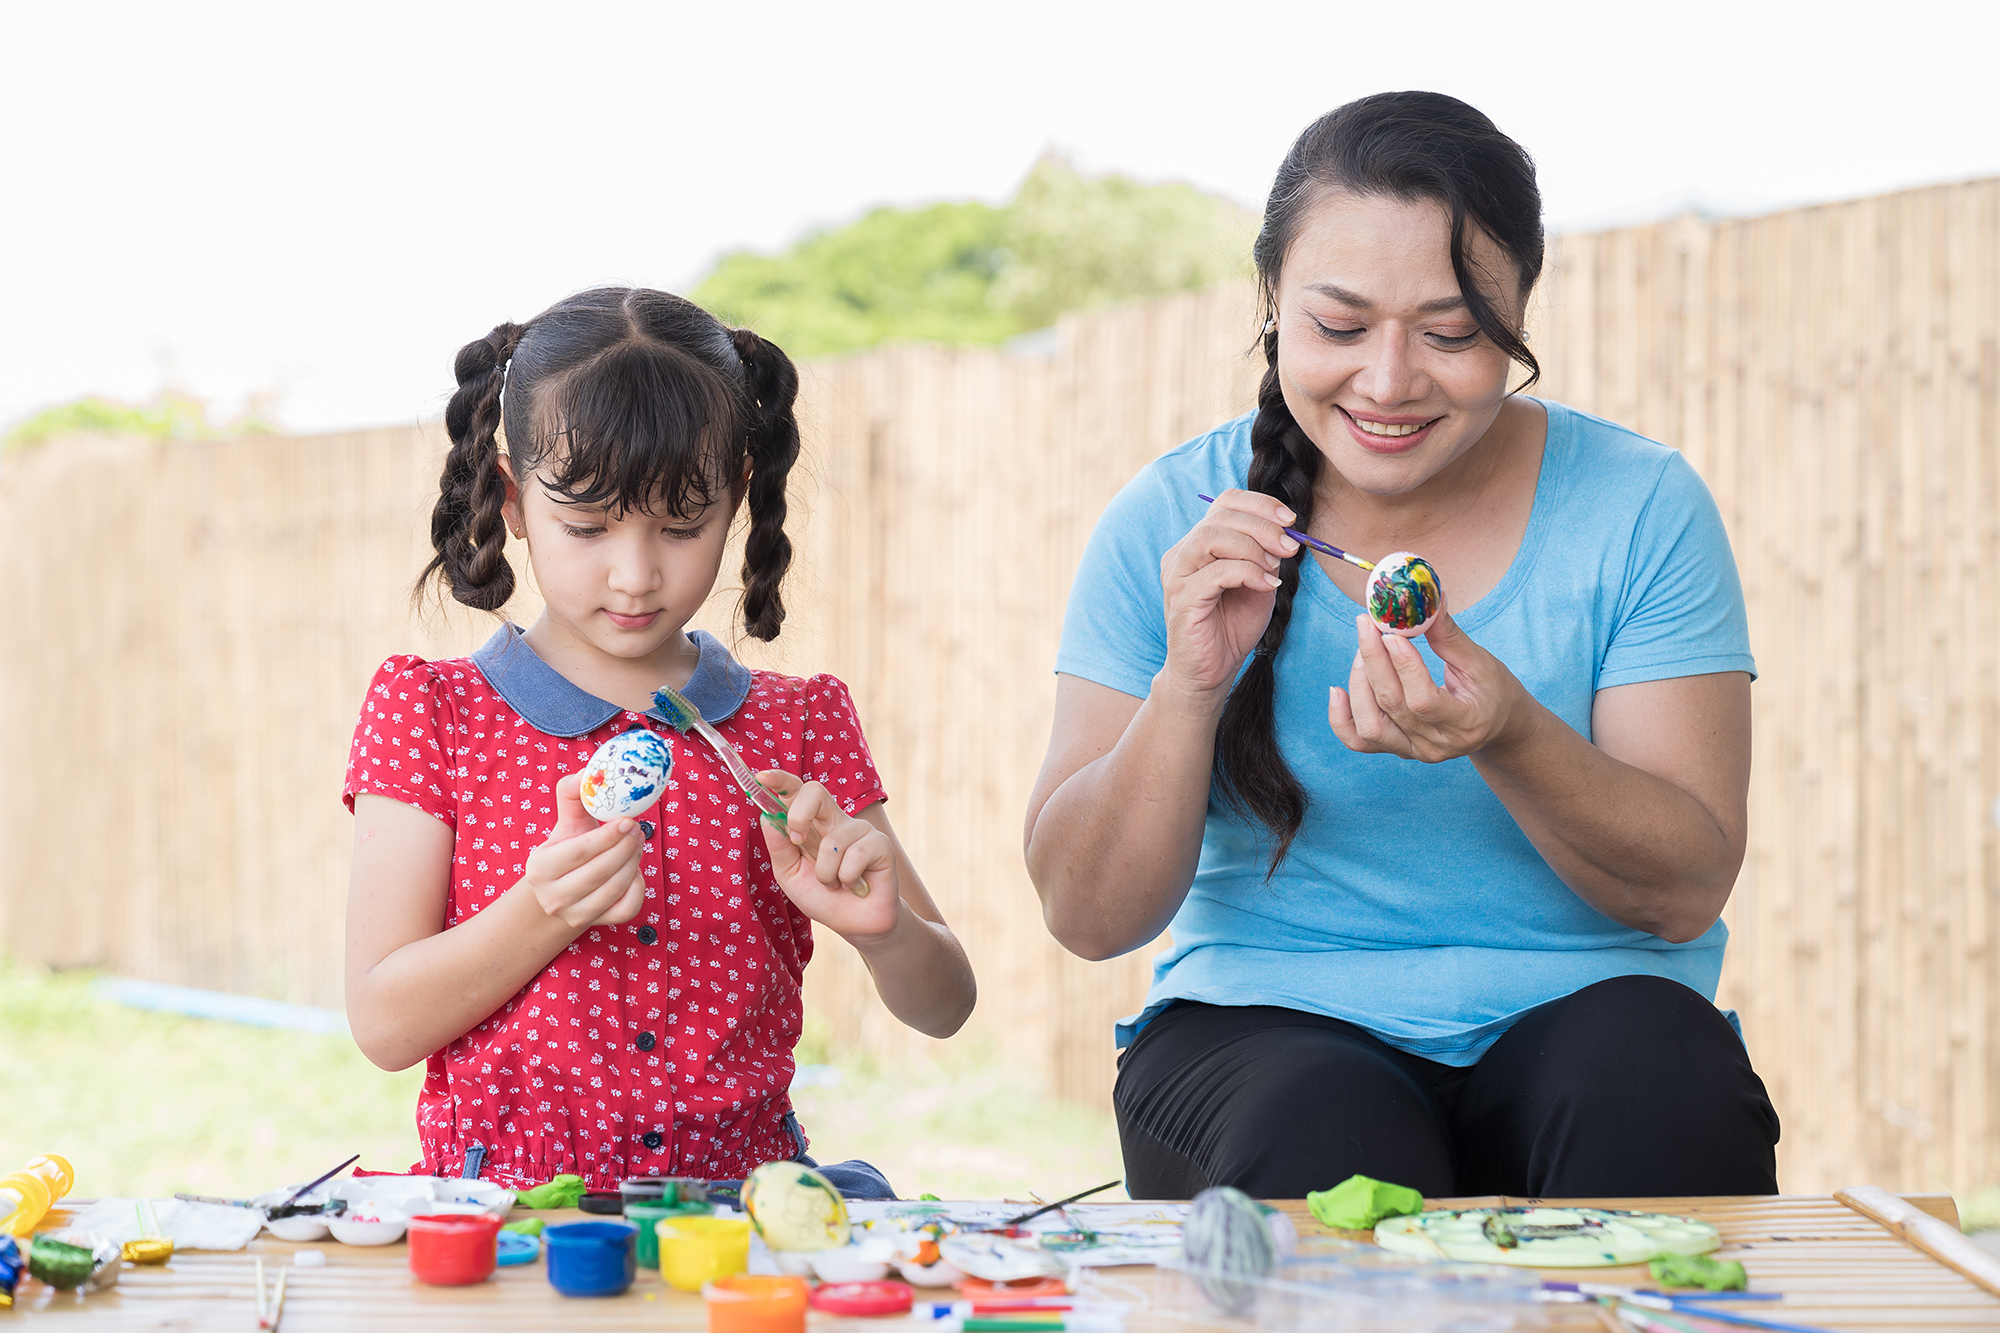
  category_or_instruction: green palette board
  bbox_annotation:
[1375,1206,1721,1268]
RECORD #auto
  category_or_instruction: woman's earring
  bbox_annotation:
[1262,316,1277,336]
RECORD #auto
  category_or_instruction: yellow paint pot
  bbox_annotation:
[657,1217,751,1293]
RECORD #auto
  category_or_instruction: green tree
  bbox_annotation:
[694,201,1016,358]
[4,391,276,451]
[691,156,1256,359]
[993,154,1256,331]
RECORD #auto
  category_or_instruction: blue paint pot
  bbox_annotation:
[545,1221,638,1297]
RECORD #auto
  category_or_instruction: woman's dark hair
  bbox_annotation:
[1218,91,1545,871]
[421,287,802,640]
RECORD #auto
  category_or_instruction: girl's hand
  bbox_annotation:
[1328,609,1537,762]
[1159,490,1300,700]
[756,771,901,943]
[523,773,647,927]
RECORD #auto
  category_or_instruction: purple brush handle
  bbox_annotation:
[1194,493,1375,570]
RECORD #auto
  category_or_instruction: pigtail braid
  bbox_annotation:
[421,321,526,610]
[731,327,801,641]
[1213,324,1321,873]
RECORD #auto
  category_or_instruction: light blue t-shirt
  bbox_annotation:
[1056,400,1756,1064]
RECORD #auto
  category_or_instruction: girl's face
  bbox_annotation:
[1272,189,1526,498]
[501,455,735,662]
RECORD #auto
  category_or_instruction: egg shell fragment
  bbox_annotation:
[1364,551,1443,636]
[578,729,674,822]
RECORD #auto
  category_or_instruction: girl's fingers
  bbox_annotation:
[838,832,893,895]
[537,817,637,879]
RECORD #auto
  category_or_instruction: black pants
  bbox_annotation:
[1114,976,1779,1199]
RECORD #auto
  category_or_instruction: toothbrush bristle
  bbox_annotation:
[651,685,700,733]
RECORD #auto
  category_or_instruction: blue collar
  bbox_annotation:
[471,625,753,738]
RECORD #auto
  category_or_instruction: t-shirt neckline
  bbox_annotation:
[1296,398,1568,634]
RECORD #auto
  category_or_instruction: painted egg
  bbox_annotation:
[741,1162,848,1251]
[577,729,673,822]
[1365,551,1444,636]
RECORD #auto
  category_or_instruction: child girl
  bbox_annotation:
[342,287,976,1195]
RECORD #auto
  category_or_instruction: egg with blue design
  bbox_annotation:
[577,729,673,822]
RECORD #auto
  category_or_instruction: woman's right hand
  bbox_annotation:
[1159,489,1301,698]
[524,774,647,927]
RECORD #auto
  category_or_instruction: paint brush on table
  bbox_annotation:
[1196,494,1375,572]
[1003,1180,1122,1227]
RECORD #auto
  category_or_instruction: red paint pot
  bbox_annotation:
[407,1212,502,1285]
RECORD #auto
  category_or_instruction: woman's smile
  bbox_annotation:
[1340,406,1443,454]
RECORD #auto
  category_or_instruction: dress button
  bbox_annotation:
[637,925,658,945]
[642,1130,663,1150]
[636,1031,657,1052]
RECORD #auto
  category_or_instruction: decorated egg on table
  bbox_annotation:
[1364,551,1443,636]
[578,729,673,822]
[741,1162,848,1251]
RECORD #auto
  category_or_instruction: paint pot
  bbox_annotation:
[625,1200,678,1269]
[545,1220,638,1297]
[407,1212,502,1286]
[657,1216,752,1293]
[579,1191,626,1215]
[703,1274,809,1333]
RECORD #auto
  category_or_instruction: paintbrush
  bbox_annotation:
[1004,1180,1123,1227]
[1195,494,1376,572]
[651,684,794,824]
[272,1154,358,1215]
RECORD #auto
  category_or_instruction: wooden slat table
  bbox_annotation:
[8,1193,1997,1330]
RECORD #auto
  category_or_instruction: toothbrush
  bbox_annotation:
[652,682,878,898]
[651,683,792,825]
[1195,493,1376,571]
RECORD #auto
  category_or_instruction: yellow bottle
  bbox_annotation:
[0,1155,72,1237]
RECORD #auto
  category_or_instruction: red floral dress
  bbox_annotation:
[344,627,883,1189]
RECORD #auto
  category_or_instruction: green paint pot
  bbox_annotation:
[624,1199,705,1269]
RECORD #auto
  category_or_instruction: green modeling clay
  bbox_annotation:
[1306,1174,1425,1230]
[1649,1252,1747,1290]
[515,1174,586,1209]
[502,1217,546,1236]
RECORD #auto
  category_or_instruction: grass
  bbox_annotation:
[0,959,1121,1203]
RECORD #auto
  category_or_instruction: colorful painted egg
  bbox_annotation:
[577,729,673,822]
[741,1162,848,1251]
[1365,551,1443,636]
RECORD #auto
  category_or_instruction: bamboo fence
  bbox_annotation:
[0,177,1993,1195]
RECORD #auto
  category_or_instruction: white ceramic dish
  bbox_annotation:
[265,1214,332,1242]
[327,1204,408,1246]
[325,1176,515,1218]
[809,1248,891,1282]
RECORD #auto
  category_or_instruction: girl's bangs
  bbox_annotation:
[530,342,745,518]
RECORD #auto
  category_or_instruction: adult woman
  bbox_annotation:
[1024,92,1778,1199]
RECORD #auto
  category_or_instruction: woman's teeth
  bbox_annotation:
[1355,418,1427,437]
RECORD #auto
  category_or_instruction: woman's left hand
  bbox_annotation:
[1328,609,1537,762]
[756,770,902,941]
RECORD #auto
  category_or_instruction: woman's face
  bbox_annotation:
[1272,189,1526,498]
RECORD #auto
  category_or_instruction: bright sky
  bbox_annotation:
[5,0,1995,435]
